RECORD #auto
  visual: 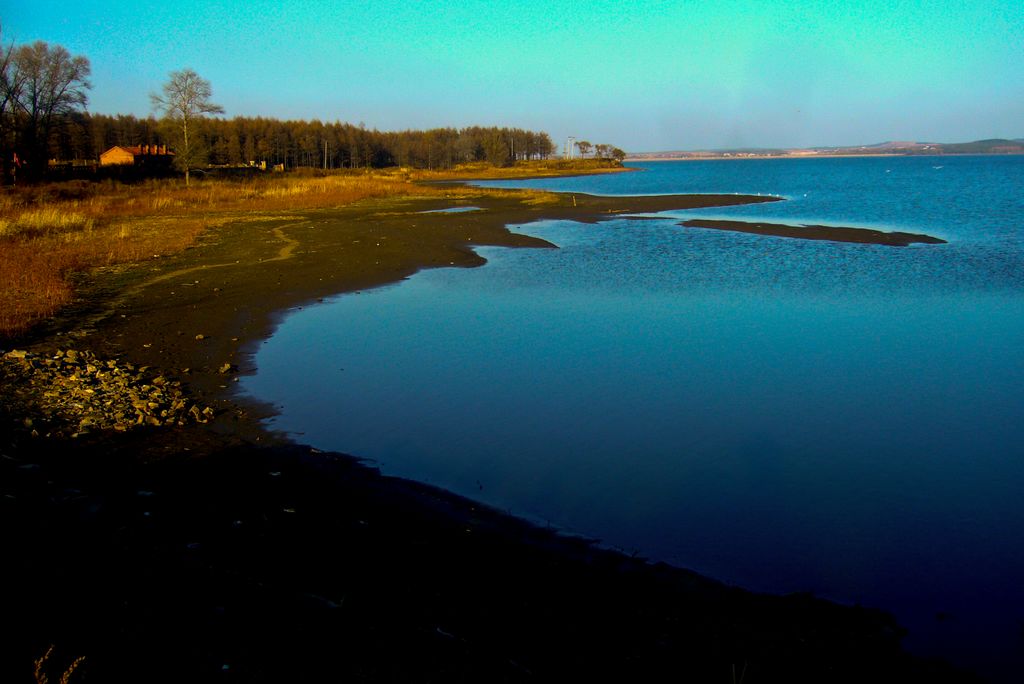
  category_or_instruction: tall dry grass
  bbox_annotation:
[0,215,214,336]
[0,172,441,337]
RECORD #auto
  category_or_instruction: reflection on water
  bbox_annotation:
[243,156,1024,680]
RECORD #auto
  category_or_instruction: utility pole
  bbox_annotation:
[566,136,576,160]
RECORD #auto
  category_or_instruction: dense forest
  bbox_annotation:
[76,113,559,169]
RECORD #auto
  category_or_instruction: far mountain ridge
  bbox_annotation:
[627,138,1024,160]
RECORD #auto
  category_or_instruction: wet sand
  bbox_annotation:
[1,186,970,682]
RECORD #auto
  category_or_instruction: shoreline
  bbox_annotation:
[0,184,972,681]
[626,152,1024,161]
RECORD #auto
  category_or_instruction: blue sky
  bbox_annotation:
[4,0,1022,152]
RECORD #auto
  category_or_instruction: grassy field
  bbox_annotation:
[0,161,618,337]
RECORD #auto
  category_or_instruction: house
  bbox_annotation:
[99,144,174,166]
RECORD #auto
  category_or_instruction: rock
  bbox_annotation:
[1,346,217,437]
[195,334,205,341]
[218,363,237,374]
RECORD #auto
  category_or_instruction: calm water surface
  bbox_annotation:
[243,156,1024,679]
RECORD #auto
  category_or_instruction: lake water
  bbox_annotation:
[242,156,1024,680]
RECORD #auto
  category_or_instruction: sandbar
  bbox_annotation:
[680,218,946,246]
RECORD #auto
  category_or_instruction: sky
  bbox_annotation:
[3,0,1022,152]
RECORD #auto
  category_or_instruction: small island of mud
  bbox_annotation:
[680,218,947,246]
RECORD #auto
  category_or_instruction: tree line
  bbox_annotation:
[83,114,559,171]
[2,31,621,183]
[574,140,625,161]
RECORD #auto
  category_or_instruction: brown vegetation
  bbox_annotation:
[33,645,85,684]
[419,157,626,179]
[0,172,415,336]
[0,160,616,337]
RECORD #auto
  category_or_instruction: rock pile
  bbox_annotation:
[1,348,217,437]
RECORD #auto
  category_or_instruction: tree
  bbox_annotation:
[575,140,592,158]
[4,39,90,180]
[482,131,510,166]
[0,27,22,179]
[151,68,223,185]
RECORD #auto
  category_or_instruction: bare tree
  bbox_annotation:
[151,68,223,185]
[6,39,90,179]
[0,26,22,179]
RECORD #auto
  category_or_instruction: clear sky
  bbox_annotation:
[4,0,1022,152]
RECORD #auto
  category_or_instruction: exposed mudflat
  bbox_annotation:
[679,218,947,246]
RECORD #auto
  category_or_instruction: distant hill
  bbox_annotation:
[938,139,1024,154]
[627,138,1024,160]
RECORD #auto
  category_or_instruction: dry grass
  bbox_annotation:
[0,207,96,238]
[33,645,85,684]
[411,158,626,180]
[0,214,213,336]
[0,167,571,337]
[0,173,433,337]
[2,172,429,219]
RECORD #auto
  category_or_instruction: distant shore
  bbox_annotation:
[627,153,908,161]
[625,136,1024,161]
[626,151,1024,161]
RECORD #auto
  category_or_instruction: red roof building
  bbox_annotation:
[99,144,174,166]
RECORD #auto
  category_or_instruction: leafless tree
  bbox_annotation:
[151,68,224,185]
[0,26,22,176]
[4,38,90,179]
